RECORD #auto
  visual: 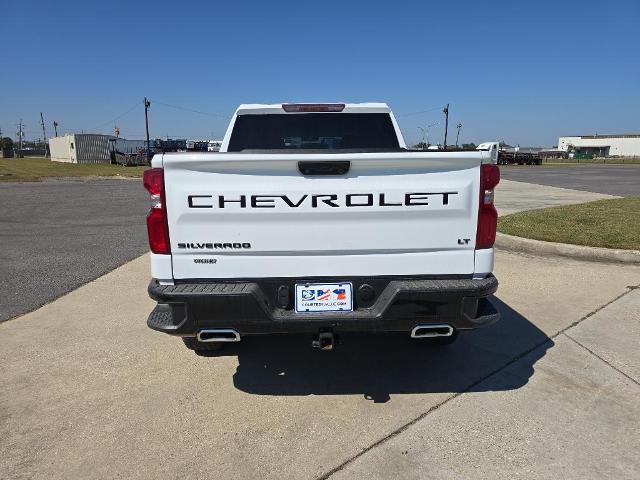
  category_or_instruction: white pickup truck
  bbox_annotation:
[144,103,500,352]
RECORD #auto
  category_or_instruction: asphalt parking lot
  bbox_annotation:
[0,179,148,321]
[500,164,640,196]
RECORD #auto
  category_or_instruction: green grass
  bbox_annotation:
[498,197,640,250]
[0,157,146,182]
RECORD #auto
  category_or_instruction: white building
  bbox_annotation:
[558,134,640,157]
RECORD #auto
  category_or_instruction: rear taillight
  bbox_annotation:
[143,168,170,254]
[282,103,345,112]
[476,164,500,249]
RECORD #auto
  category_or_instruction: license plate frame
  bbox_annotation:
[294,282,353,313]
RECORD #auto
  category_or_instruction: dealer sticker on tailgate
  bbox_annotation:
[295,283,353,313]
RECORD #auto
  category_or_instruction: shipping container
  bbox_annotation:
[49,134,110,164]
[49,134,148,164]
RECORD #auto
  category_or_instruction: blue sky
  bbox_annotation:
[2,0,638,146]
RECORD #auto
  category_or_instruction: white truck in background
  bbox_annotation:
[143,103,500,352]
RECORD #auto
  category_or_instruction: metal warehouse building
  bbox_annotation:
[49,134,148,164]
[558,134,640,157]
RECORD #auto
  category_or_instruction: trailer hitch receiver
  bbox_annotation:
[312,331,335,351]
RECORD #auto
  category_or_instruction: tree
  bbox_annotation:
[1,137,13,149]
[462,142,477,149]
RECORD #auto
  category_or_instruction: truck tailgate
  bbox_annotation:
[162,152,483,279]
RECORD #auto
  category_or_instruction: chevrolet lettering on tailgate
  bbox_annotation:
[187,192,458,209]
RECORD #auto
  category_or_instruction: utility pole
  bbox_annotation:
[442,104,449,149]
[144,97,151,162]
[455,122,462,147]
[17,120,24,158]
[40,112,49,157]
[417,126,426,149]
[53,121,59,137]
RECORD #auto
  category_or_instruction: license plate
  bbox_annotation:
[295,283,353,313]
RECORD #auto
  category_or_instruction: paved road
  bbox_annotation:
[1,252,638,479]
[500,164,640,196]
[0,178,148,322]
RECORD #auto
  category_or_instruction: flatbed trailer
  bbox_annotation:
[497,150,542,165]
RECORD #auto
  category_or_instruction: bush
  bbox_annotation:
[1,137,14,149]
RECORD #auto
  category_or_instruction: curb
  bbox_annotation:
[495,233,640,264]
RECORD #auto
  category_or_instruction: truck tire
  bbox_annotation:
[182,337,224,352]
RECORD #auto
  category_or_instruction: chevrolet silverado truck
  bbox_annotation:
[144,103,500,352]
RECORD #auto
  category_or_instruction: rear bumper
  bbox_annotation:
[147,275,499,336]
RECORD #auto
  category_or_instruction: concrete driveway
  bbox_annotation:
[1,251,638,479]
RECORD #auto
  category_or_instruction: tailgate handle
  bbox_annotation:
[298,161,350,176]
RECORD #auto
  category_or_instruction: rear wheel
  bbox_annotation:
[182,337,224,352]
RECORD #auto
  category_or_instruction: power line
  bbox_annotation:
[395,105,443,118]
[153,100,229,118]
[87,102,140,131]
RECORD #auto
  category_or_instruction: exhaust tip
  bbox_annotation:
[411,324,454,338]
[197,329,241,343]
